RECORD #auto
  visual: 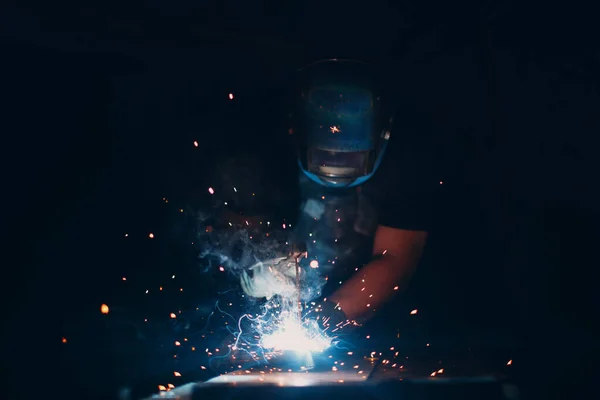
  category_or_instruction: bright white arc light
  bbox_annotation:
[260,317,331,353]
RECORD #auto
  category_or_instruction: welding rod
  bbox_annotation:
[295,254,301,321]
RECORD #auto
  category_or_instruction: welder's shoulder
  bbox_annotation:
[365,153,439,232]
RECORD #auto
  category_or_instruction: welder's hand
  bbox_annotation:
[240,250,308,299]
[240,263,294,299]
[313,298,360,336]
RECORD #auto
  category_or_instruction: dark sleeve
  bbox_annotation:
[365,129,441,232]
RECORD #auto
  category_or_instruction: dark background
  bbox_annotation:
[2,1,599,398]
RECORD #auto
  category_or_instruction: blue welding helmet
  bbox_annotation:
[290,59,392,187]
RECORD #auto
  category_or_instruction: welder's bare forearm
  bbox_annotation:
[329,254,419,321]
[329,226,428,321]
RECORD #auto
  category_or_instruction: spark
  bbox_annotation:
[104,155,442,393]
[193,141,199,147]
[330,126,340,133]
[228,93,234,100]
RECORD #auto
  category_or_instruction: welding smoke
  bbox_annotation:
[198,227,288,274]
[197,218,326,302]
[194,209,327,311]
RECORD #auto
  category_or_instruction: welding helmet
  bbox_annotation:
[290,59,392,187]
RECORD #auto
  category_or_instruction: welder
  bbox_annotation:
[239,59,438,330]
[287,59,437,326]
